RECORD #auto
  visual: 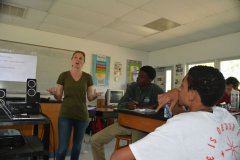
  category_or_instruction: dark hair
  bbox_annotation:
[187,66,225,107]
[140,65,156,80]
[72,50,85,62]
[226,77,239,89]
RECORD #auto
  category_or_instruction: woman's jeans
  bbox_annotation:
[56,117,88,160]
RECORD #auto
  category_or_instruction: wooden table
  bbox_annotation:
[116,109,167,133]
[95,107,118,127]
[96,107,118,119]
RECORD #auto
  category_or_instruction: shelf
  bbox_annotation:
[0,136,45,159]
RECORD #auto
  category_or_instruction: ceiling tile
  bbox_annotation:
[202,0,240,14]
[117,0,152,7]
[0,15,14,27]
[140,0,196,23]
[120,9,159,26]
[121,31,176,51]
[42,14,99,33]
[186,8,240,34]
[86,28,142,45]
[50,2,115,27]
[144,18,180,31]
[57,0,134,18]
[24,9,48,22]
[39,23,90,38]
[108,20,158,37]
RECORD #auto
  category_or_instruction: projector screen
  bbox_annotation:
[0,52,37,82]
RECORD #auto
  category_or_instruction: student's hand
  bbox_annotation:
[155,89,179,112]
[127,101,138,110]
[144,104,156,109]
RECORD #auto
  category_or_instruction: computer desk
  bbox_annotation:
[115,108,167,133]
[0,114,50,160]
[116,108,240,133]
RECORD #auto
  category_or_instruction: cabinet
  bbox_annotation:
[40,103,61,153]
[0,114,50,160]
[40,103,74,153]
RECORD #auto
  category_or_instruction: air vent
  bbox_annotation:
[144,18,180,32]
[0,1,26,18]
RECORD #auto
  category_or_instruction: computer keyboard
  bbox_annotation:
[7,102,40,115]
[11,114,46,120]
[12,114,30,119]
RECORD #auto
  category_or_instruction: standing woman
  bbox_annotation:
[48,50,101,160]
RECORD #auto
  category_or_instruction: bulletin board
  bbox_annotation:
[175,64,184,88]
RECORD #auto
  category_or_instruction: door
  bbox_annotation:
[154,66,173,92]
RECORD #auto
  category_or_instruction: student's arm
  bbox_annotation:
[118,84,137,109]
[111,146,135,160]
[155,88,179,112]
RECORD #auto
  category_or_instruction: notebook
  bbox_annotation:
[0,101,45,121]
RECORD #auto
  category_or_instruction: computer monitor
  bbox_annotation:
[105,89,124,106]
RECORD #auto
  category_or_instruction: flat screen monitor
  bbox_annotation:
[105,89,124,106]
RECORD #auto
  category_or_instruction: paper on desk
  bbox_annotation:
[88,105,96,110]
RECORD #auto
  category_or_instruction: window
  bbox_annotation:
[220,59,240,89]
[188,62,215,70]
[166,69,172,92]
[186,58,240,90]
[155,66,173,92]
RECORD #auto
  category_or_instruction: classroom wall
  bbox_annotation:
[148,32,240,67]
[0,23,148,99]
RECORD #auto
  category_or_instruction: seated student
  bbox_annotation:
[111,65,240,160]
[90,65,164,160]
[218,76,239,104]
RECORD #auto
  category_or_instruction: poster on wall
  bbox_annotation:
[175,64,184,88]
[156,76,164,87]
[127,60,142,83]
[92,54,110,86]
[155,67,165,90]
[114,62,122,82]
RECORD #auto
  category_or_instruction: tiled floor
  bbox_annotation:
[50,134,115,160]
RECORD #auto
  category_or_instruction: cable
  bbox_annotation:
[40,113,56,160]
[49,118,56,160]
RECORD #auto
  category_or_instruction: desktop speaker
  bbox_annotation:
[0,89,6,105]
[0,89,7,116]
[26,79,37,104]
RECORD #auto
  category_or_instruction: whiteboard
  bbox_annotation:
[0,40,73,95]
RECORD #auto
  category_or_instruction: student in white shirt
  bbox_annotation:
[111,65,240,160]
